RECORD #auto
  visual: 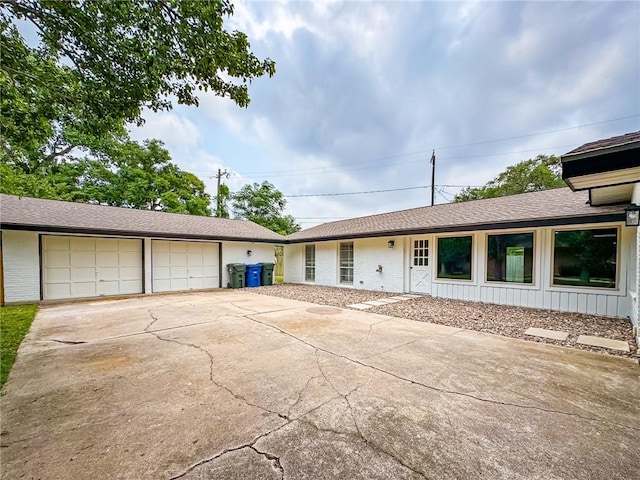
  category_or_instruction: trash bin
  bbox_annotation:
[245,264,262,288]
[258,262,275,286]
[227,263,246,288]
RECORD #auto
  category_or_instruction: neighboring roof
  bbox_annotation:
[563,131,640,159]
[0,194,284,243]
[285,188,625,243]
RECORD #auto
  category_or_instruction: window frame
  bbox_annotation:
[551,226,620,291]
[304,244,315,282]
[338,242,354,285]
[435,234,474,282]
[485,231,535,285]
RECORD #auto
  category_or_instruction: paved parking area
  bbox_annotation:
[1,291,639,479]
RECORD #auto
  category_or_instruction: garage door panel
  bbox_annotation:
[95,238,118,251]
[152,240,219,293]
[70,237,95,251]
[46,251,70,267]
[47,268,71,283]
[72,282,96,297]
[120,280,143,294]
[153,241,170,253]
[71,251,95,266]
[96,252,118,267]
[171,253,187,266]
[189,266,203,278]
[153,252,171,267]
[43,235,143,300]
[119,251,142,266]
[45,283,71,299]
[98,267,119,281]
[72,267,96,282]
[44,236,69,250]
[171,242,187,253]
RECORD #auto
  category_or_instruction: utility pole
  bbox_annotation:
[430,149,436,206]
[214,168,231,217]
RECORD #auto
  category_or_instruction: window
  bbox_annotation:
[339,242,354,284]
[487,233,534,283]
[305,245,315,282]
[437,236,472,280]
[413,239,429,266]
[553,228,617,289]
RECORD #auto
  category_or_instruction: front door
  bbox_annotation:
[410,237,431,294]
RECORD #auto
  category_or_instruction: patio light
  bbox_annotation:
[625,204,640,227]
[387,240,395,248]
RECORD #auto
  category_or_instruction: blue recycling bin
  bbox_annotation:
[246,264,263,287]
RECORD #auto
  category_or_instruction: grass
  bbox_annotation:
[1,305,38,389]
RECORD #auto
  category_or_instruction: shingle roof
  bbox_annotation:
[564,131,640,157]
[285,188,624,242]
[0,194,284,242]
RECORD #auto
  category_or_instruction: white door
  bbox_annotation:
[43,236,143,300]
[152,240,219,292]
[410,237,431,294]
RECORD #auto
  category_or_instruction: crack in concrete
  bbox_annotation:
[242,314,640,432]
[144,308,160,332]
[360,338,423,360]
[286,373,321,419]
[364,318,390,352]
[147,327,289,421]
[170,393,343,479]
[50,339,87,345]
[249,445,285,479]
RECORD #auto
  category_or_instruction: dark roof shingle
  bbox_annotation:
[285,188,624,242]
[0,194,284,242]
[564,131,640,157]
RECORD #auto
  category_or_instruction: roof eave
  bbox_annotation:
[0,223,285,244]
[285,212,626,243]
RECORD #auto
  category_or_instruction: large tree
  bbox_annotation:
[1,0,275,203]
[231,181,300,235]
[0,139,212,215]
[454,155,565,202]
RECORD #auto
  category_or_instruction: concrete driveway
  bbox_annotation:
[1,291,638,479]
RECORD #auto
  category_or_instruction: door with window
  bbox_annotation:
[410,237,431,294]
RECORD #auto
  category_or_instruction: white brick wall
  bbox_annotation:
[2,230,40,303]
[221,241,279,287]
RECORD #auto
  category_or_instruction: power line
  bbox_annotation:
[283,184,478,198]
[436,114,639,151]
[223,114,639,178]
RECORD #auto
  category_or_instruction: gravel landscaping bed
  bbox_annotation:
[252,284,638,358]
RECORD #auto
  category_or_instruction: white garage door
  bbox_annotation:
[43,236,143,300]
[152,240,219,292]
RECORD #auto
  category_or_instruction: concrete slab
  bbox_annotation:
[348,303,373,310]
[377,298,401,304]
[524,327,569,341]
[400,294,422,299]
[388,296,410,301]
[576,335,631,352]
[1,291,638,480]
[362,300,389,306]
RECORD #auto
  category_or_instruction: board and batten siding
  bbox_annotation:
[285,222,634,318]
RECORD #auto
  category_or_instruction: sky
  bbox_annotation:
[128,0,640,228]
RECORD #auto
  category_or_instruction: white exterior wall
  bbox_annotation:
[284,222,635,318]
[2,230,41,303]
[284,243,304,283]
[221,241,279,288]
[630,183,640,340]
